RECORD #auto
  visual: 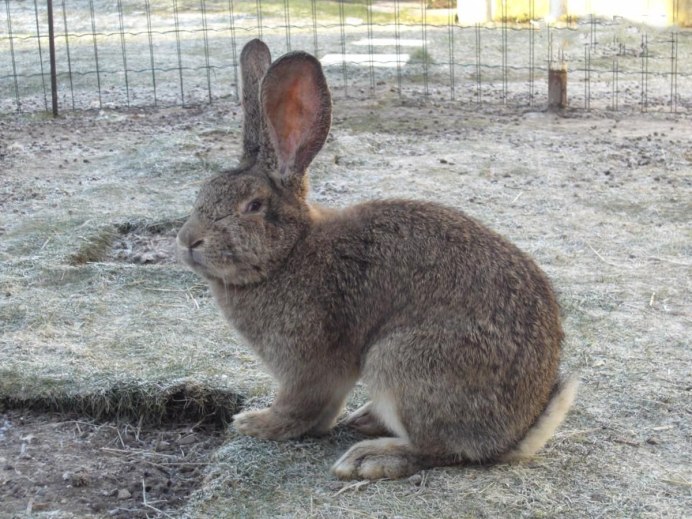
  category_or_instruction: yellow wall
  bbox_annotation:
[679,0,692,26]
[457,0,691,26]
[490,0,551,20]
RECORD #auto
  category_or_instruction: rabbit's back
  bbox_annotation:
[320,199,561,353]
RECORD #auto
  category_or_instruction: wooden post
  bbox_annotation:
[548,66,567,110]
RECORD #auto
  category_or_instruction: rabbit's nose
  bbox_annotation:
[178,233,203,250]
[177,223,203,250]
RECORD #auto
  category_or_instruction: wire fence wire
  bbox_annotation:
[1,0,691,114]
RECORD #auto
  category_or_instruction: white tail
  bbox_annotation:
[503,374,579,461]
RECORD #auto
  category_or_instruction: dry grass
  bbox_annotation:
[69,226,118,265]
[1,99,690,518]
[0,378,242,427]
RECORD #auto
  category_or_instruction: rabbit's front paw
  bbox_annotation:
[233,408,301,440]
[233,408,277,438]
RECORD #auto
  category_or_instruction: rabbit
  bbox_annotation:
[176,38,578,480]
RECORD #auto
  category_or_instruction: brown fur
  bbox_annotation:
[177,39,577,480]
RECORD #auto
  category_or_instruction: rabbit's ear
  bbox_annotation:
[239,39,271,164]
[260,51,332,183]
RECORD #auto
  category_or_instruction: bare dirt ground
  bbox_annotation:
[0,410,225,518]
[0,94,690,518]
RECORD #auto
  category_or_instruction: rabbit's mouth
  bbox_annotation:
[175,234,214,275]
[177,243,261,284]
[178,245,210,274]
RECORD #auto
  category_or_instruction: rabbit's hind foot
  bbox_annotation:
[331,437,422,480]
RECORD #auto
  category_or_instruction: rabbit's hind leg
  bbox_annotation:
[343,400,395,437]
[333,390,420,479]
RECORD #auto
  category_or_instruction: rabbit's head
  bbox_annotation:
[177,40,332,285]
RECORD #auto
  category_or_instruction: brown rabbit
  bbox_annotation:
[177,39,577,480]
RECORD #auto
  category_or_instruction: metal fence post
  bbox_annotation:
[47,0,58,116]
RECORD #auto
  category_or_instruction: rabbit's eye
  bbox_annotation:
[244,199,263,214]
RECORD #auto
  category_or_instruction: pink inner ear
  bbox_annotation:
[264,61,321,173]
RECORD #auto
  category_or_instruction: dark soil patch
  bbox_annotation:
[111,230,178,265]
[110,219,183,265]
[69,218,184,266]
[0,409,225,518]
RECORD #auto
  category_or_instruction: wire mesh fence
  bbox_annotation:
[1,0,691,115]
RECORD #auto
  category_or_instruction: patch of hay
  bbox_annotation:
[0,380,242,428]
[68,226,118,265]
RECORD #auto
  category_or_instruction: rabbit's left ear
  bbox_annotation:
[260,51,332,183]
[239,39,272,165]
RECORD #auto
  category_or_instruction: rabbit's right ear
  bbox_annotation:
[260,51,332,186]
[239,39,271,164]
